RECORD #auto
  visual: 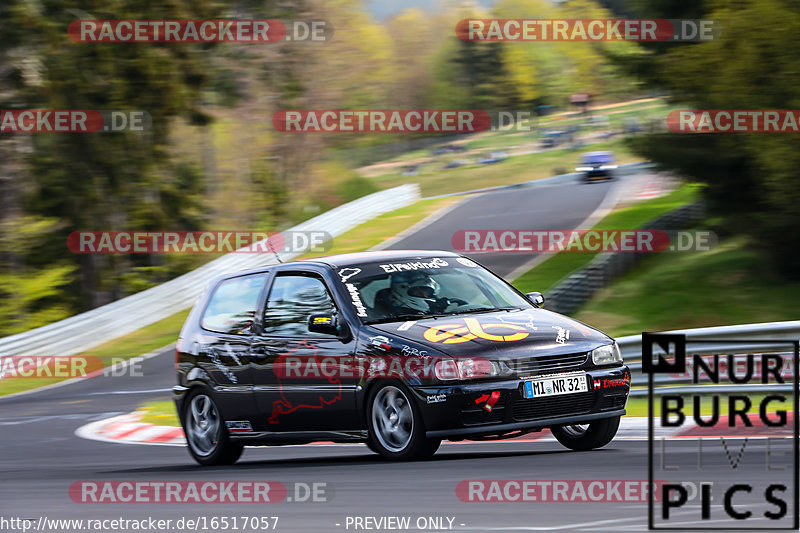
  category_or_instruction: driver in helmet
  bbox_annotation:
[388,272,463,315]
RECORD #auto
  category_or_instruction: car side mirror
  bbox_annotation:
[525,291,545,308]
[308,313,340,335]
[308,313,351,341]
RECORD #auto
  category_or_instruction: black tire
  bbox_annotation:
[365,438,382,455]
[366,381,441,461]
[550,416,620,451]
[182,386,244,466]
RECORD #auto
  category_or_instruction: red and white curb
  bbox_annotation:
[76,413,724,448]
[635,174,673,200]
[76,411,185,446]
[77,410,793,447]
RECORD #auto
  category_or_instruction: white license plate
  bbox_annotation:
[523,372,588,399]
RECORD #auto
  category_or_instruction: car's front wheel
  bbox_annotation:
[550,416,620,451]
[183,387,243,466]
[366,382,440,461]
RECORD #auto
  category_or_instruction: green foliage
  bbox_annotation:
[338,175,379,203]
[624,0,800,277]
[0,217,75,336]
[0,0,234,312]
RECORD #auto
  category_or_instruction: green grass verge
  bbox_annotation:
[0,198,459,397]
[139,398,180,426]
[512,183,701,294]
[574,236,800,337]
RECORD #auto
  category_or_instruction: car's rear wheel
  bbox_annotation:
[183,387,243,466]
[366,382,441,461]
[550,416,620,451]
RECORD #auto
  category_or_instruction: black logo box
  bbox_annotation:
[643,332,799,530]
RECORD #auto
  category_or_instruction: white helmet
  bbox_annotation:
[390,272,439,312]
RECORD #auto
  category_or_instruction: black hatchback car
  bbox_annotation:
[174,251,629,465]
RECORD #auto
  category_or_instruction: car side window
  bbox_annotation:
[201,273,267,335]
[263,274,337,336]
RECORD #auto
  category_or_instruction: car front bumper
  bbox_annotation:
[409,365,630,440]
[584,170,613,180]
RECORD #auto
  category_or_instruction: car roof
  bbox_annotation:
[305,249,460,268]
[220,250,461,279]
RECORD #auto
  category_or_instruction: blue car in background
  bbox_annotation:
[576,151,617,182]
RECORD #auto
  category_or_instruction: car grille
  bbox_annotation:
[509,352,588,376]
[512,391,595,422]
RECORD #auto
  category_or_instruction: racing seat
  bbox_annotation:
[373,288,394,317]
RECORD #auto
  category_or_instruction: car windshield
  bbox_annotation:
[334,257,532,324]
[581,152,614,165]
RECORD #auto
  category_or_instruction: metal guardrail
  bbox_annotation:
[0,184,421,358]
[545,201,706,315]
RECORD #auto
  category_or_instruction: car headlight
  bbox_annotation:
[434,358,512,380]
[591,343,623,365]
[488,360,513,378]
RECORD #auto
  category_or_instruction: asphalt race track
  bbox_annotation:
[385,175,627,278]
[2,173,791,533]
[1,358,791,533]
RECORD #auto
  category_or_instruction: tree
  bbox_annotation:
[623,0,800,276]
[0,0,228,309]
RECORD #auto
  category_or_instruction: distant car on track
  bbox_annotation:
[174,250,629,465]
[479,151,508,164]
[433,144,467,155]
[401,164,419,176]
[576,151,617,181]
[540,130,565,148]
[443,159,467,169]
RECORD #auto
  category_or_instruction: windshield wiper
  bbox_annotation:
[364,313,446,325]
[448,306,523,315]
